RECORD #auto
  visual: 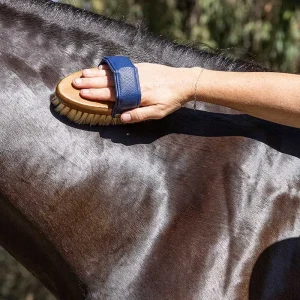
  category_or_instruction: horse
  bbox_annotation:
[1,0,300,299]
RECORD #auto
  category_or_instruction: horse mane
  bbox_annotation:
[2,0,267,72]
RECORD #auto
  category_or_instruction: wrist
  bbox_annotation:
[183,67,206,103]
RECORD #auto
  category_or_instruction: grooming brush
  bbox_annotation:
[51,56,141,126]
[51,69,121,125]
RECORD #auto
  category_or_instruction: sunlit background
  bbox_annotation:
[61,0,300,72]
[1,0,300,299]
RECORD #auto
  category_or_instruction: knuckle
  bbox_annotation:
[156,108,165,119]
[134,110,146,121]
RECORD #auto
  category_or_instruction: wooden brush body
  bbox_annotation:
[51,69,122,125]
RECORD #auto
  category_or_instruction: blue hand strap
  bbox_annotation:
[99,56,141,117]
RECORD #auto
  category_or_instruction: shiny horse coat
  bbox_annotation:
[1,1,300,299]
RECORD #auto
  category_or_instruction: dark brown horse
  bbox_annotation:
[1,0,300,299]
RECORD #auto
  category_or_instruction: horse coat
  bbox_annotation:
[1,0,300,299]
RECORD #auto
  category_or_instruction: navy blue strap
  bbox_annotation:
[99,56,141,117]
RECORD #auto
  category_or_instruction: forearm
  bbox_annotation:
[76,63,300,125]
[189,68,300,128]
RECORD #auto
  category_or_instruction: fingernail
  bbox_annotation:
[81,89,90,94]
[83,69,92,75]
[74,78,82,84]
[98,65,103,70]
[121,114,131,122]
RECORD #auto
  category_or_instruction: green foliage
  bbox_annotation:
[69,0,300,73]
[0,248,55,300]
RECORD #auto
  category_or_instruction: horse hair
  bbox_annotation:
[1,0,267,73]
[4,1,295,300]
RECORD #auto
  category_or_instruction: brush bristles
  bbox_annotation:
[51,95,122,126]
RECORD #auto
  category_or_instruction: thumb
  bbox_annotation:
[121,106,164,123]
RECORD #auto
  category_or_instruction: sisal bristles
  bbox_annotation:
[91,114,101,125]
[78,112,89,124]
[85,113,94,125]
[60,106,71,116]
[55,103,65,113]
[51,96,60,106]
[51,95,121,126]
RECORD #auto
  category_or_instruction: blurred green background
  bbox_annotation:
[69,0,300,72]
[1,0,299,299]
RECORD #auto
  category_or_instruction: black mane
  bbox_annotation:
[1,0,266,72]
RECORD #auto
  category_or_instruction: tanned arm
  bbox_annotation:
[193,68,300,128]
[73,64,300,128]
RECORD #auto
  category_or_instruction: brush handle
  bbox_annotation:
[99,56,141,117]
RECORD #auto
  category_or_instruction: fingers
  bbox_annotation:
[73,76,114,89]
[73,65,113,87]
[98,64,110,71]
[121,106,165,123]
[80,87,116,102]
[73,67,115,102]
[82,67,111,78]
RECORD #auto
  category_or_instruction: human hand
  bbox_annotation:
[72,63,197,123]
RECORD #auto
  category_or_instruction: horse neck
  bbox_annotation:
[0,1,272,299]
[1,0,266,72]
